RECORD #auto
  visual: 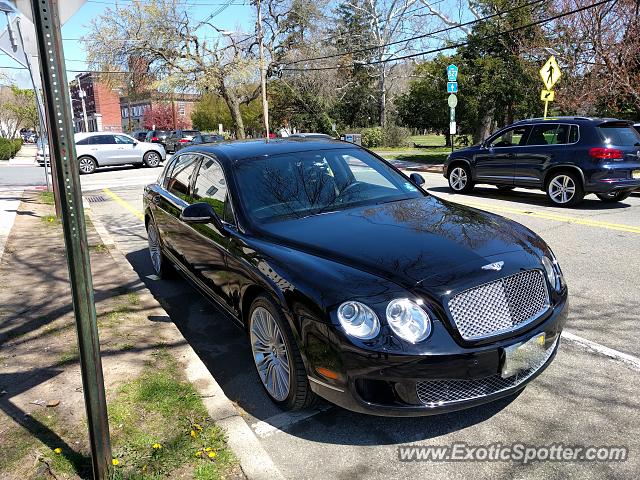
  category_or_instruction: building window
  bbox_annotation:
[122,108,128,119]
[178,103,186,116]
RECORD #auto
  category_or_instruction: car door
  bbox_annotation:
[178,154,234,309]
[516,123,576,187]
[167,131,178,152]
[154,153,200,265]
[87,134,119,165]
[473,125,531,184]
[114,134,142,164]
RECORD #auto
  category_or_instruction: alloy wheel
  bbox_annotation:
[450,167,468,191]
[548,175,576,204]
[78,157,95,174]
[250,306,291,402]
[147,222,162,275]
[145,152,160,167]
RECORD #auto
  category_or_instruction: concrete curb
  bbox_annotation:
[85,206,286,480]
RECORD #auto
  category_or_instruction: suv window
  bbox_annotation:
[76,137,89,145]
[114,135,135,144]
[167,154,199,199]
[193,156,232,222]
[490,126,529,148]
[88,135,116,145]
[526,124,575,145]
[598,125,640,146]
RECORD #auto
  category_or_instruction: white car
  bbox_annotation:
[75,132,166,174]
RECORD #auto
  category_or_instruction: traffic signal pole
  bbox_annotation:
[26,0,112,478]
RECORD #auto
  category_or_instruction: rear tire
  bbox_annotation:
[143,151,161,168]
[447,164,474,193]
[545,171,584,207]
[248,295,317,410]
[78,156,97,175]
[596,191,630,203]
[146,219,173,278]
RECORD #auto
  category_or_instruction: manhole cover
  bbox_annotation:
[85,195,107,203]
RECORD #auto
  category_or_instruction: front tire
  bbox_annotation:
[78,156,97,175]
[596,191,630,203]
[545,171,584,207]
[448,164,474,193]
[146,219,172,278]
[143,151,161,168]
[248,295,316,410]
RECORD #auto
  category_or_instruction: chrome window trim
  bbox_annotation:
[485,123,581,149]
[193,152,239,228]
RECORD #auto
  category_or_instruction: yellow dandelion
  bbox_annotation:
[112,459,120,466]
[194,423,203,431]
[204,447,212,452]
[54,448,62,454]
[195,450,203,457]
[208,451,216,459]
[152,443,162,449]
[190,430,197,438]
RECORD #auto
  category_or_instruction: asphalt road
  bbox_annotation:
[72,166,640,479]
[5,164,640,479]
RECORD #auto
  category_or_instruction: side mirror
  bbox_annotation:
[409,172,425,187]
[180,202,227,233]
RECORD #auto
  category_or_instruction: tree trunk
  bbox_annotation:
[378,63,386,127]
[473,109,494,144]
[445,133,451,147]
[228,100,246,139]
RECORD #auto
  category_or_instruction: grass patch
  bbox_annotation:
[97,293,140,329]
[40,191,55,205]
[90,243,110,254]
[58,344,79,364]
[109,348,236,479]
[381,152,449,164]
[41,214,60,226]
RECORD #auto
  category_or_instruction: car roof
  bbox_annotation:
[512,116,632,126]
[74,131,129,140]
[177,138,353,164]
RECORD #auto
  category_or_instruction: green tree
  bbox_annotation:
[0,86,38,138]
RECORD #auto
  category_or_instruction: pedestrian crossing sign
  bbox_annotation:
[540,56,561,90]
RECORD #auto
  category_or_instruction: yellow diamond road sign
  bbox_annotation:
[540,56,561,90]
[541,90,555,102]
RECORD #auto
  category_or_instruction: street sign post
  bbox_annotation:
[446,65,459,152]
[539,56,561,119]
[448,94,458,109]
[14,1,113,478]
[447,81,458,93]
[447,64,458,82]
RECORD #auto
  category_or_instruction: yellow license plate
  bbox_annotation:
[633,170,640,180]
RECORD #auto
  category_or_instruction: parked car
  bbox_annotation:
[173,133,224,153]
[143,139,567,415]
[36,136,49,166]
[145,130,171,149]
[131,130,148,142]
[75,132,166,174]
[633,123,640,135]
[445,117,640,206]
[164,129,201,153]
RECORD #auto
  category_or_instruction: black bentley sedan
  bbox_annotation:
[143,139,568,416]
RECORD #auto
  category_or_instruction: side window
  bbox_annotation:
[167,154,199,200]
[568,125,579,143]
[490,126,529,148]
[115,135,135,144]
[160,157,177,188]
[89,135,115,145]
[192,157,229,220]
[76,138,89,145]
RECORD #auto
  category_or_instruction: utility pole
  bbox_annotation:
[25,1,112,478]
[256,0,269,138]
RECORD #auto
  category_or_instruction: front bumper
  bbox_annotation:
[305,296,567,417]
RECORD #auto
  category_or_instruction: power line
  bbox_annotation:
[85,0,246,5]
[284,0,548,67]
[281,0,613,71]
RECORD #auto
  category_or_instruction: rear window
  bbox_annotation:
[598,125,640,146]
[183,130,199,136]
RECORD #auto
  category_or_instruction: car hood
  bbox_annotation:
[255,196,543,289]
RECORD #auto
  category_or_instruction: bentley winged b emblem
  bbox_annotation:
[482,261,504,271]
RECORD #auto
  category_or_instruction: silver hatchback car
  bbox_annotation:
[75,132,166,174]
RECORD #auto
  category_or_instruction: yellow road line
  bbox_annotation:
[102,188,144,221]
[456,200,640,234]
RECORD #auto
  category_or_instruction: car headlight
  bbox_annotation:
[542,253,564,291]
[337,301,380,340]
[386,299,432,343]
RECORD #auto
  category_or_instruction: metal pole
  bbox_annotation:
[14,16,50,193]
[256,0,269,138]
[543,100,549,120]
[27,1,112,478]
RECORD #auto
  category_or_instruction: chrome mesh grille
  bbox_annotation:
[416,338,557,406]
[448,270,550,341]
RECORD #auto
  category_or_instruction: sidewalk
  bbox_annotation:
[7,144,37,166]
[0,192,259,479]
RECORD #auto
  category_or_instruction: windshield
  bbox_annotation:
[233,148,423,223]
[598,125,640,146]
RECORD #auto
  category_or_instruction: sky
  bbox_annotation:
[0,0,253,87]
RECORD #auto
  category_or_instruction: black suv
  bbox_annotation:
[445,117,640,206]
[164,129,200,153]
[145,130,171,149]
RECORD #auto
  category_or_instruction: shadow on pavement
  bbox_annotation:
[427,186,633,210]
[124,246,516,445]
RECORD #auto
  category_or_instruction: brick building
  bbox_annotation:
[120,93,199,131]
[69,73,122,133]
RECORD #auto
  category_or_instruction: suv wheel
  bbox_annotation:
[248,295,317,410]
[78,156,97,175]
[144,151,161,167]
[596,191,630,203]
[545,171,584,207]
[448,164,474,193]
